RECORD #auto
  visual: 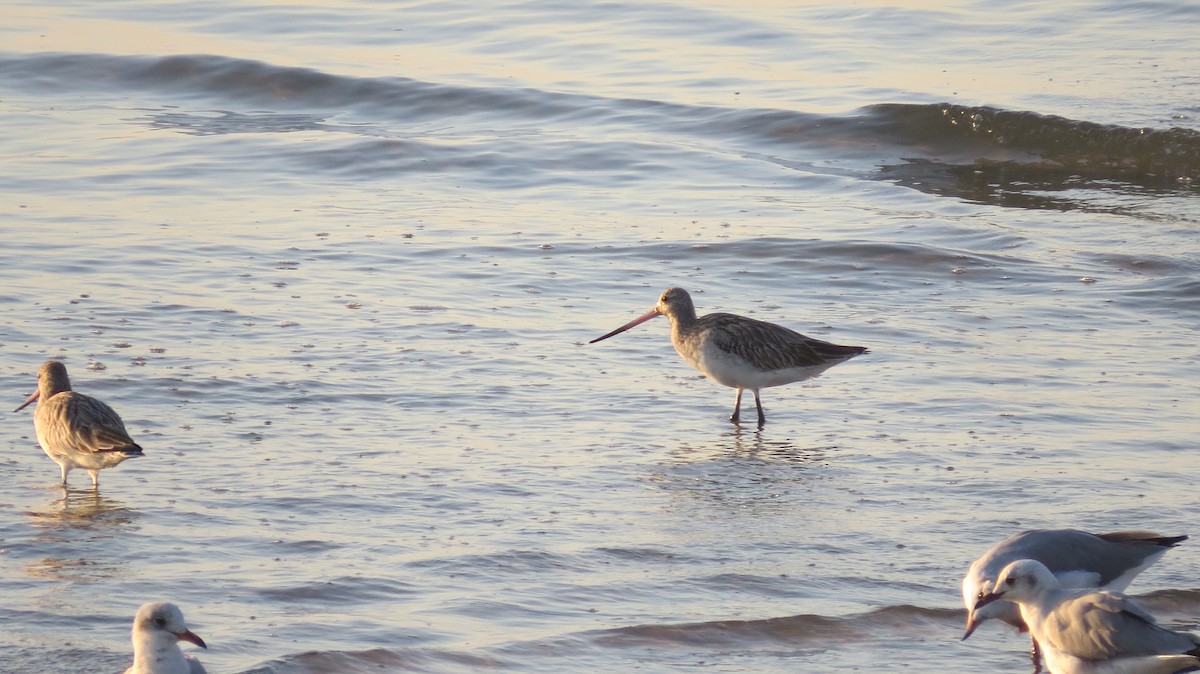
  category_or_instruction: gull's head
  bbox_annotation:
[962,575,993,640]
[133,602,207,650]
[974,559,1057,611]
[961,575,1026,640]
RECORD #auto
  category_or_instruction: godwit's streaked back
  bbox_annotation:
[590,287,867,427]
[13,360,144,488]
[125,602,208,674]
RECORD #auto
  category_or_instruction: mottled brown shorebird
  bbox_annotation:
[590,287,867,427]
[13,360,144,487]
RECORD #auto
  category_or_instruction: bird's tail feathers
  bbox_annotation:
[1095,531,1188,547]
[99,443,144,457]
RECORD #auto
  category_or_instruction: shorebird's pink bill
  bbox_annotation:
[589,307,662,343]
[13,389,39,412]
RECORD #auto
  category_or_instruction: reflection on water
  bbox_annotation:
[145,110,334,136]
[650,429,833,516]
[23,490,140,582]
[26,489,139,533]
[24,556,118,582]
[669,426,832,463]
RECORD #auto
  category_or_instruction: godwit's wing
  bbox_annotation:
[38,392,144,457]
[701,313,866,373]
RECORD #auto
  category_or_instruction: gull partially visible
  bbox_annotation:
[13,360,144,488]
[976,559,1200,674]
[964,530,1188,641]
[125,602,207,674]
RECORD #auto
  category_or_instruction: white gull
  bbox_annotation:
[963,530,1187,671]
[975,559,1200,674]
[124,602,207,674]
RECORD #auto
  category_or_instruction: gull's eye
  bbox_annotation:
[1005,577,1016,586]
[154,617,167,627]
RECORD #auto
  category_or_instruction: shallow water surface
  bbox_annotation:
[1,1,1199,672]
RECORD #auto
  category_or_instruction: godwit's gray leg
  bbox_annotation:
[1030,638,1042,674]
[730,388,744,423]
[752,389,765,428]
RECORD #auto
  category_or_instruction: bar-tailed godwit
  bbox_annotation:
[590,287,867,427]
[125,602,207,674]
[13,360,144,488]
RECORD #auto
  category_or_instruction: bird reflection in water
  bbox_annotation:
[28,488,138,532]
[653,429,833,516]
[24,489,139,581]
[673,426,832,463]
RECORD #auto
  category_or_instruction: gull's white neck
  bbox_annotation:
[1015,585,1068,641]
[129,632,192,674]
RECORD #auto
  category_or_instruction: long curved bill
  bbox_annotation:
[589,307,661,344]
[176,629,207,649]
[13,390,39,413]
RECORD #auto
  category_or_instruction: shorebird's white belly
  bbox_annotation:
[677,338,836,390]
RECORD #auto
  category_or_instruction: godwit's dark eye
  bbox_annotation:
[1005,577,1016,585]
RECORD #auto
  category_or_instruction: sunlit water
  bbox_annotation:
[1,1,1199,672]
